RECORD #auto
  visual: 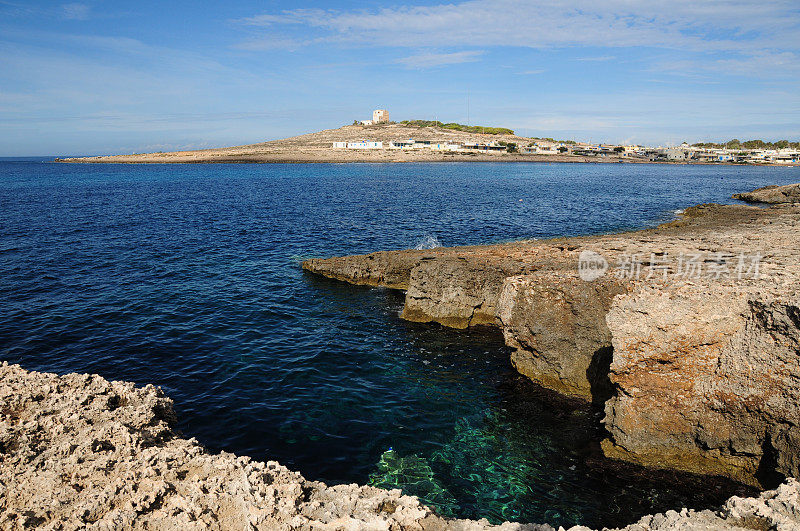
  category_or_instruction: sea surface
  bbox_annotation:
[2,159,799,528]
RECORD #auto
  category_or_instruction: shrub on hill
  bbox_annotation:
[400,120,514,136]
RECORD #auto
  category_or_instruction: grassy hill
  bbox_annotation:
[400,120,514,136]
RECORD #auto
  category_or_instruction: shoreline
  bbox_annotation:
[54,156,799,167]
[53,123,800,167]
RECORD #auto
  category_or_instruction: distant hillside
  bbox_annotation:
[400,120,514,136]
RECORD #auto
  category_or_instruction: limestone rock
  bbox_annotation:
[733,183,800,204]
[497,272,629,401]
[302,190,800,483]
[0,362,554,531]
[603,283,800,487]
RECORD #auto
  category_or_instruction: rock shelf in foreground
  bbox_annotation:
[2,362,800,530]
[303,190,800,487]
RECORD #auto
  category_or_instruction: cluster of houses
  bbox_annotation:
[641,143,800,165]
[332,138,799,165]
[332,139,508,152]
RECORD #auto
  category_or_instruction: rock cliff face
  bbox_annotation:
[603,283,800,486]
[303,192,800,486]
[3,362,800,531]
[497,272,630,401]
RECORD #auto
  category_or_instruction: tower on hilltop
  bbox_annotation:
[373,109,389,123]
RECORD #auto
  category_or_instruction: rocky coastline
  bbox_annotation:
[303,185,800,489]
[4,183,800,529]
[3,362,800,530]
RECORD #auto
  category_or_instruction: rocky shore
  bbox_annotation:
[3,362,800,530]
[303,187,800,489]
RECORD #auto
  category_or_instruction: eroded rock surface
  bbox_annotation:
[603,282,800,487]
[733,183,800,204]
[497,272,629,401]
[3,362,800,531]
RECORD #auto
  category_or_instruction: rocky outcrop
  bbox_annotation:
[0,362,552,531]
[3,362,800,530]
[619,479,800,530]
[497,272,630,401]
[602,283,800,487]
[303,190,800,486]
[302,202,786,407]
[733,183,800,204]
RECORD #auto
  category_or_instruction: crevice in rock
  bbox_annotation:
[755,434,786,489]
[587,346,615,407]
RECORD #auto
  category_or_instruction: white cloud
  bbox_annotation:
[577,56,616,62]
[396,50,483,68]
[61,3,90,20]
[236,1,800,55]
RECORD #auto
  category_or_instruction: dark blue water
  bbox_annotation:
[2,160,798,527]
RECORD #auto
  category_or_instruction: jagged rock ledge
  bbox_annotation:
[733,182,800,204]
[303,188,800,488]
[3,362,800,530]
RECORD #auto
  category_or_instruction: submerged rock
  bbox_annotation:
[3,361,800,530]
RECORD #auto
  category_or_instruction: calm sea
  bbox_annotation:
[2,159,799,527]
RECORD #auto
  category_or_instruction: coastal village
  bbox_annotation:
[333,109,800,165]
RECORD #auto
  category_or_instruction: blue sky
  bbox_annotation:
[1,0,799,155]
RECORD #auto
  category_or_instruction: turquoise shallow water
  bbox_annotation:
[2,160,798,527]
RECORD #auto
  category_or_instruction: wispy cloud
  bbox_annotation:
[235,1,800,55]
[396,50,483,68]
[577,55,616,62]
[518,69,545,75]
[61,3,90,20]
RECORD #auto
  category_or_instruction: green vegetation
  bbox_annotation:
[401,120,514,135]
[692,139,799,150]
[497,141,518,153]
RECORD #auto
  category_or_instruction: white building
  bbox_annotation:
[347,141,383,149]
[431,143,463,151]
[522,142,561,155]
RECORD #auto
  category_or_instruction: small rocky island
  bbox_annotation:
[3,183,800,530]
